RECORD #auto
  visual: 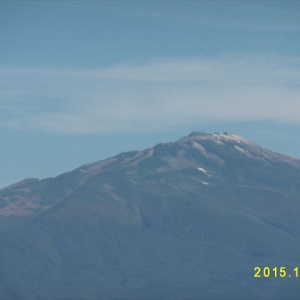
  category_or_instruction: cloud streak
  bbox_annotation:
[1,55,300,134]
[121,5,300,32]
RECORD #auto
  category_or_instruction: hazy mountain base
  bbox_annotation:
[1,132,300,299]
[0,183,300,299]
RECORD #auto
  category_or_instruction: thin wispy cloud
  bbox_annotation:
[1,55,300,134]
[122,7,300,32]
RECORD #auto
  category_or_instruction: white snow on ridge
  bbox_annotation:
[234,145,249,154]
[217,133,244,143]
[202,181,209,185]
[214,139,224,145]
[220,134,253,146]
[197,167,207,174]
[197,167,211,177]
[192,141,207,155]
[191,132,251,146]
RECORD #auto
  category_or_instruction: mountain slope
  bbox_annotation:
[1,132,300,299]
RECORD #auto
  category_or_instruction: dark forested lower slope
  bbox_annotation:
[1,132,300,299]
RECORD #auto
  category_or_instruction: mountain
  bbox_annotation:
[1,132,300,299]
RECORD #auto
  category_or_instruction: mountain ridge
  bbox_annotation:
[1,132,300,218]
[1,132,300,299]
[3,131,300,189]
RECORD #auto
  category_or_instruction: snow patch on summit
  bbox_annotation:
[216,133,248,144]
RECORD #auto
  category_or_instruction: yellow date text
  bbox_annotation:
[254,266,298,278]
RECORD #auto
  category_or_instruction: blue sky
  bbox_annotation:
[1,1,300,187]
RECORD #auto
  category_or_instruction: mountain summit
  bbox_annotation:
[1,132,300,299]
